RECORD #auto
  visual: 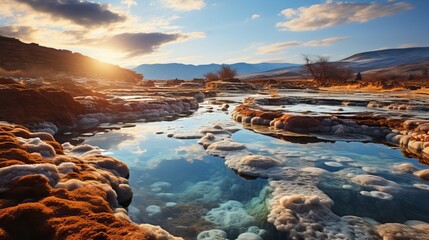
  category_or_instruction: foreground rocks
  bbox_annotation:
[0,123,182,240]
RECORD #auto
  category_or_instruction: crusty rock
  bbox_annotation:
[0,124,182,240]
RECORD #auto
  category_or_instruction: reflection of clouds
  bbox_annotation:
[84,131,134,150]
[174,144,205,162]
[130,143,206,169]
[131,146,147,155]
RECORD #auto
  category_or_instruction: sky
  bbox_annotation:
[0,0,428,68]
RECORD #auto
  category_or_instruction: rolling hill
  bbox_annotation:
[341,47,429,73]
[240,47,429,80]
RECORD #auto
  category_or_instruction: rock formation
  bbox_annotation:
[0,123,182,240]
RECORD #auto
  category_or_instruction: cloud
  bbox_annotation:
[121,0,137,8]
[0,26,36,41]
[258,37,348,54]
[251,14,260,20]
[162,0,205,11]
[277,1,413,31]
[101,32,182,57]
[306,37,349,46]
[13,0,126,27]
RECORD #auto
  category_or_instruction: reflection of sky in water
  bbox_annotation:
[81,92,429,238]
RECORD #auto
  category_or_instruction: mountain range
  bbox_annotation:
[133,62,297,80]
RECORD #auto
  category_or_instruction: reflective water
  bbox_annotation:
[80,91,429,239]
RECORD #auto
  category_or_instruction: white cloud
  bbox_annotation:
[258,37,349,54]
[280,8,297,19]
[161,0,205,11]
[277,1,413,31]
[251,14,260,20]
[121,0,137,8]
[306,37,349,46]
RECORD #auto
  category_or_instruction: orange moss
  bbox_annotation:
[0,135,20,150]
[234,104,283,120]
[0,203,55,240]
[0,175,52,208]
[0,159,25,168]
[45,141,64,154]
[0,124,174,240]
[9,127,31,138]
[276,114,322,132]
[0,148,41,164]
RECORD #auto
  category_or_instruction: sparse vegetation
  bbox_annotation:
[218,65,237,79]
[268,85,280,97]
[303,55,353,86]
[203,72,219,82]
[204,64,237,82]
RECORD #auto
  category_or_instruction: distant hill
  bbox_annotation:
[133,62,297,80]
[341,47,429,73]
[241,47,429,80]
[0,36,142,82]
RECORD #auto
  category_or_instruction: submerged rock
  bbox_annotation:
[376,223,429,240]
[197,229,227,240]
[414,169,429,181]
[360,190,393,200]
[204,200,255,230]
[351,174,400,193]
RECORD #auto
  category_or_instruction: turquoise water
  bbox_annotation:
[79,93,429,239]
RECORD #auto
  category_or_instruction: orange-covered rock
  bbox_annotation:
[276,114,322,133]
[0,174,52,208]
[0,202,55,240]
[0,124,183,240]
[233,104,283,120]
[0,148,41,164]
[0,84,82,126]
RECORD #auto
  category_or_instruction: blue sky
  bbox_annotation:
[0,0,428,67]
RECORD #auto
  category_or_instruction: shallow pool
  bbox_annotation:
[80,92,429,239]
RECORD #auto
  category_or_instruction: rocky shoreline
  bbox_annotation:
[232,99,429,165]
[0,81,200,135]
[0,123,183,239]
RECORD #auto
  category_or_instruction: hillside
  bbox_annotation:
[241,47,429,80]
[341,47,429,73]
[133,62,297,80]
[0,36,142,82]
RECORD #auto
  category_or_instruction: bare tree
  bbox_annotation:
[303,55,353,86]
[355,72,362,81]
[217,65,237,79]
[203,72,219,82]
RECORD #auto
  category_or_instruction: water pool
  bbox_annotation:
[78,93,429,239]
